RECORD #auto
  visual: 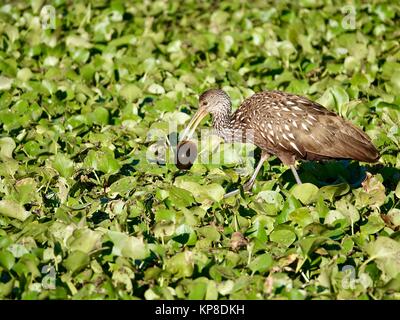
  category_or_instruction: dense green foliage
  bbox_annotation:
[0,0,399,300]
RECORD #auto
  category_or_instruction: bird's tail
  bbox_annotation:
[337,121,380,163]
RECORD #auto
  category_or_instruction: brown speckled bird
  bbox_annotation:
[180,89,380,197]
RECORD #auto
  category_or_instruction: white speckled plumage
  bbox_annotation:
[182,88,379,196]
[197,89,379,165]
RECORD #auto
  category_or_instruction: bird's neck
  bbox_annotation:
[212,111,238,142]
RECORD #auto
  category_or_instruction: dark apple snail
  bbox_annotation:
[175,140,197,170]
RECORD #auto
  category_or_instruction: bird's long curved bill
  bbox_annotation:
[180,109,208,141]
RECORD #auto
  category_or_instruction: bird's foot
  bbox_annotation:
[223,180,254,199]
[223,189,240,198]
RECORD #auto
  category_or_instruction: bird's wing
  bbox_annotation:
[238,91,379,162]
[303,116,378,162]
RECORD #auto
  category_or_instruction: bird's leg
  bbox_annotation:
[279,153,302,185]
[290,165,302,184]
[224,152,270,198]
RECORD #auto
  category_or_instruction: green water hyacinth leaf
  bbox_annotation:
[84,149,121,174]
[256,190,284,213]
[0,76,13,91]
[198,226,220,242]
[68,229,102,254]
[188,278,208,300]
[107,231,149,260]
[155,209,176,222]
[174,180,224,203]
[0,137,16,159]
[0,200,31,221]
[17,68,32,82]
[0,250,15,270]
[165,251,194,279]
[63,251,90,274]
[13,178,39,205]
[174,224,197,245]
[330,86,349,115]
[249,253,273,274]
[7,244,29,258]
[88,107,109,126]
[335,198,360,225]
[147,83,165,95]
[276,195,302,224]
[167,186,195,208]
[52,153,74,178]
[318,184,350,202]
[290,183,319,205]
[387,208,400,227]
[324,210,347,226]
[0,279,14,298]
[395,182,400,199]
[108,176,137,197]
[290,208,315,227]
[360,214,385,235]
[270,229,296,247]
[354,173,386,209]
[366,237,400,279]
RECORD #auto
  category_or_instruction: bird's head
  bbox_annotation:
[180,89,231,140]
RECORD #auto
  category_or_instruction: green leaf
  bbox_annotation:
[84,149,121,175]
[276,195,302,224]
[324,210,347,226]
[147,83,165,95]
[256,190,284,214]
[290,183,319,204]
[68,229,102,254]
[0,137,16,159]
[387,208,400,227]
[0,250,15,270]
[155,209,176,222]
[270,229,296,247]
[249,253,273,274]
[366,237,400,278]
[63,251,90,274]
[395,182,400,199]
[0,76,13,91]
[174,180,224,203]
[0,200,31,221]
[108,231,149,260]
[188,279,207,300]
[360,214,385,235]
[197,226,220,242]
[108,176,137,197]
[335,198,360,225]
[318,184,350,202]
[52,153,75,178]
[354,173,386,209]
[165,251,194,279]
[205,280,219,300]
[290,208,315,227]
[13,178,38,205]
[0,279,14,298]
[168,186,195,207]
[88,107,109,125]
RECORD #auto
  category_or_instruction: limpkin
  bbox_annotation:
[179,89,380,198]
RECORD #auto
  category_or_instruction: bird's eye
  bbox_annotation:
[203,101,208,106]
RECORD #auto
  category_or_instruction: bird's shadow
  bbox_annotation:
[281,160,400,190]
